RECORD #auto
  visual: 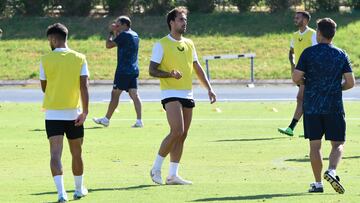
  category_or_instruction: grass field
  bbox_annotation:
[1,101,360,202]
[0,12,359,80]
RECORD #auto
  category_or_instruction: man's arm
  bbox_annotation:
[342,72,355,91]
[148,61,182,79]
[75,76,89,126]
[289,47,295,73]
[193,61,216,104]
[40,80,47,93]
[292,69,305,85]
[106,32,117,49]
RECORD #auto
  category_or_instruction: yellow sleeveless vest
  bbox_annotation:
[159,36,194,90]
[292,28,316,64]
[41,50,85,109]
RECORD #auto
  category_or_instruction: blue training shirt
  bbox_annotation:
[113,29,139,75]
[296,43,352,114]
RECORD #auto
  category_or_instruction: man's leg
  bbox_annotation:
[328,141,344,172]
[128,88,143,127]
[309,140,323,183]
[68,137,88,199]
[278,85,304,136]
[166,107,193,184]
[105,89,123,119]
[49,135,67,200]
[151,101,184,184]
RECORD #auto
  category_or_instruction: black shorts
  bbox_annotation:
[45,120,84,140]
[113,73,138,91]
[161,97,195,110]
[303,113,346,141]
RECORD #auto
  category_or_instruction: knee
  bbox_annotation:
[171,128,184,139]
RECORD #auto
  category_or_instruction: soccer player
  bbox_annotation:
[149,7,216,185]
[293,18,355,193]
[93,16,143,128]
[40,23,89,202]
[278,11,317,136]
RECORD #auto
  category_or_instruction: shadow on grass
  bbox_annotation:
[31,184,157,196]
[285,155,360,162]
[213,137,288,142]
[29,126,103,132]
[191,192,330,202]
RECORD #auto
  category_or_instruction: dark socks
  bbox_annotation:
[288,119,298,130]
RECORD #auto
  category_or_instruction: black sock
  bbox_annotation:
[288,119,298,130]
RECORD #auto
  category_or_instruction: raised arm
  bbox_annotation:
[193,61,216,104]
[105,32,117,49]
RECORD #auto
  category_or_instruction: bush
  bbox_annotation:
[316,0,340,11]
[264,0,290,12]
[186,0,215,13]
[60,0,93,16]
[21,0,48,16]
[231,0,259,12]
[0,0,6,15]
[106,0,131,15]
[142,0,175,15]
[351,0,360,9]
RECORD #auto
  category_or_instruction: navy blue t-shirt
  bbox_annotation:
[296,43,352,114]
[113,29,139,75]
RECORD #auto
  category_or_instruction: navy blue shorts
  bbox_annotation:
[45,120,84,140]
[303,113,346,141]
[113,73,138,91]
[161,97,195,110]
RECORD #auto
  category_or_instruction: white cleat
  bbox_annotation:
[166,176,193,185]
[150,169,163,185]
[73,187,88,200]
[93,117,109,127]
[132,121,144,128]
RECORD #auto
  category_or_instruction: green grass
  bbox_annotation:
[0,101,360,202]
[0,12,359,80]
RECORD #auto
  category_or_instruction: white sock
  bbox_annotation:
[315,182,323,188]
[103,117,109,122]
[328,169,336,177]
[152,154,165,171]
[136,119,142,124]
[169,162,179,177]
[53,175,67,199]
[74,175,84,192]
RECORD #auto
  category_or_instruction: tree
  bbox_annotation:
[105,0,132,15]
[186,0,215,13]
[142,0,175,14]
[0,0,6,15]
[231,0,259,12]
[264,0,290,12]
[60,0,93,16]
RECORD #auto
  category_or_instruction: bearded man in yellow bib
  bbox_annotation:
[149,7,216,185]
[278,11,317,137]
[40,23,89,202]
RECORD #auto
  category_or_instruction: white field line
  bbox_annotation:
[111,118,360,121]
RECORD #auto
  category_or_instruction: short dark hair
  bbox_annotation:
[317,18,337,39]
[116,16,131,27]
[296,11,311,22]
[46,23,68,41]
[166,6,188,31]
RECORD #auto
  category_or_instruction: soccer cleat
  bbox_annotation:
[132,121,143,128]
[278,127,294,136]
[57,196,67,203]
[73,187,88,200]
[166,176,193,185]
[324,170,345,194]
[150,169,163,185]
[92,117,109,127]
[308,183,324,193]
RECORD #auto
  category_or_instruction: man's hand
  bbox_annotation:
[208,89,217,104]
[75,113,87,126]
[170,70,182,79]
